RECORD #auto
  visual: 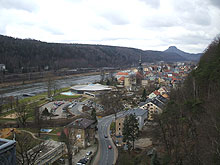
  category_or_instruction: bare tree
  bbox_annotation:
[15,103,30,127]
[100,69,105,84]
[16,132,46,165]
[59,128,76,165]
[34,106,43,137]
[100,90,124,119]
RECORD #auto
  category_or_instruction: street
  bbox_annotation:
[98,115,115,165]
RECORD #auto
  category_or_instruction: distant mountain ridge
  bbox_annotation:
[164,46,202,61]
[0,35,201,73]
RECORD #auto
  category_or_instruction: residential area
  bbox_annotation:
[0,60,195,165]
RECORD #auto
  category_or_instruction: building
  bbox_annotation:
[134,55,144,85]
[115,72,129,80]
[0,138,16,165]
[34,140,65,165]
[140,99,164,120]
[70,83,112,95]
[67,118,96,148]
[115,109,148,145]
[124,77,130,88]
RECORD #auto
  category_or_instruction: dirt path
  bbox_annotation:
[20,130,43,140]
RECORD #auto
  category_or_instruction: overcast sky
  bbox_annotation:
[0,0,220,53]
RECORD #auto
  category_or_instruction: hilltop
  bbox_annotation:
[164,46,202,61]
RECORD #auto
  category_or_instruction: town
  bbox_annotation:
[0,0,219,164]
[0,59,195,165]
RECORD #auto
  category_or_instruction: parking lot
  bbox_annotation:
[40,98,104,120]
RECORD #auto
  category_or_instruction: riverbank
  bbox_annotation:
[0,71,100,88]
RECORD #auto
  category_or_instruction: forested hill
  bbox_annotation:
[1,35,188,73]
[164,46,202,61]
[155,37,220,164]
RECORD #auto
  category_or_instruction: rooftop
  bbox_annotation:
[116,72,129,75]
[0,138,16,154]
[68,118,95,129]
[71,83,112,91]
[125,108,147,117]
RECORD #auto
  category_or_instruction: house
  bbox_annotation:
[148,90,160,99]
[158,87,168,95]
[115,72,129,80]
[115,108,148,145]
[148,92,157,99]
[140,99,163,121]
[124,77,130,88]
[155,95,168,104]
[118,76,125,84]
[141,79,149,86]
[67,118,96,148]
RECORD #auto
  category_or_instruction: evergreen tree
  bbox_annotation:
[91,108,97,123]
[122,114,140,151]
[42,107,50,116]
[141,88,147,102]
[106,79,110,85]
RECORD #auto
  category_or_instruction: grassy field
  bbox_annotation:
[53,94,81,100]
[0,87,76,121]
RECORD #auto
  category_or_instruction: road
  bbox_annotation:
[98,115,115,165]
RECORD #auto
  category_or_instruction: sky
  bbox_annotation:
[0,0,220,53]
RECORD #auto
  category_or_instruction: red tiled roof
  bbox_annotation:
[116,72,129,75]
[172,77,177,80]
[118,76,125,81]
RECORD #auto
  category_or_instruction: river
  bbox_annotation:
[0,74,101,98]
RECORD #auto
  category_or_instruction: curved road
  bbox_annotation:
[98,115,115,165]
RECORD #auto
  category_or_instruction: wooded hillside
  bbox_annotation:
[155,36,220,164]
[0,35,187,73]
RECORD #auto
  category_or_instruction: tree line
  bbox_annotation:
[154,36,220,164]
[0,35,187,74]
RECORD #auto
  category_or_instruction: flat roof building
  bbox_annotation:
[0,138,16,165]
[71,83,112,94]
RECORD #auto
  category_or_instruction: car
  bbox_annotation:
[77,158,87,165]
[86,151,92,156]
[104,135,108,138]
[108,145,112,149]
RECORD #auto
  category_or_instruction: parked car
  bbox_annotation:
[77,158,87,165]
[86,151,92,156]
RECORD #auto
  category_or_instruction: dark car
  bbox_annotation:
[77,158,87,165]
